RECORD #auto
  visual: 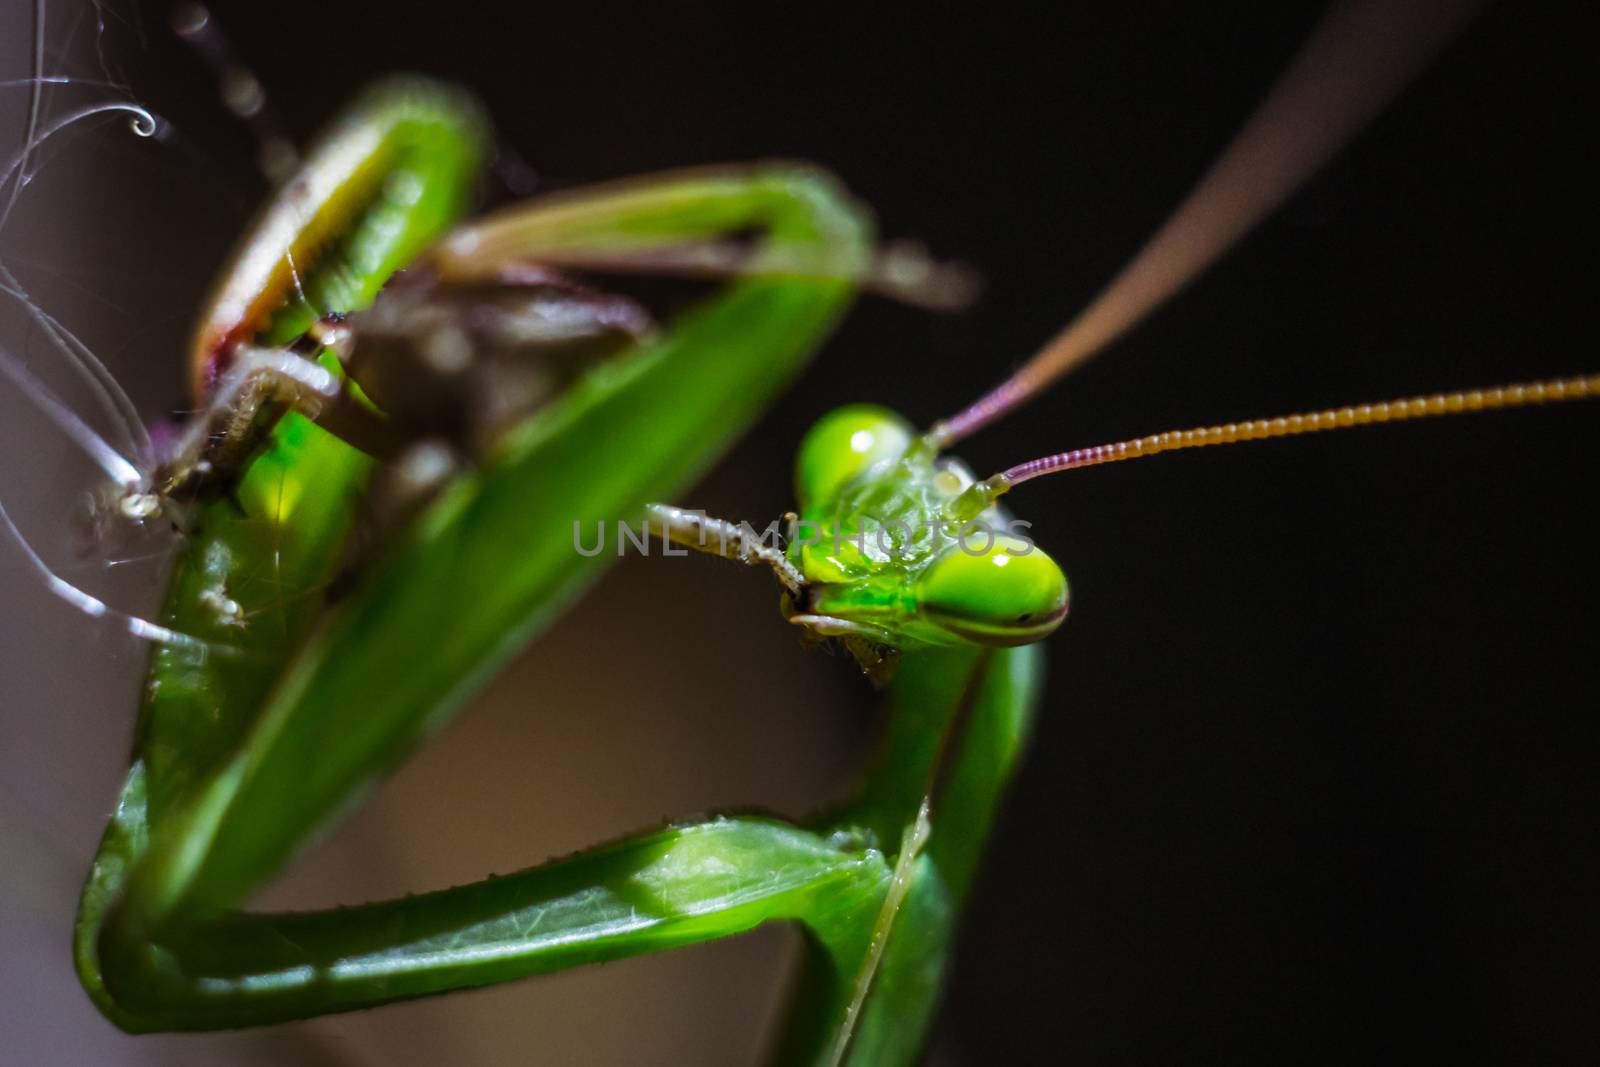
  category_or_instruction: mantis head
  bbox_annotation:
[790,405,1070,656]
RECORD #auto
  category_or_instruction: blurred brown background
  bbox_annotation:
[2,2,1596,1064]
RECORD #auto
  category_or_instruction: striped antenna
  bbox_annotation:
[952,375,1600,512]
[927,0,1489,450]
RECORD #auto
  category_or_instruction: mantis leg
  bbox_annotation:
[429,164,875,291]
[82,782,894,1031]
[771,643,1045,1067]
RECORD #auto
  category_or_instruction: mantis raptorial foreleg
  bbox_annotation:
[73,76,981,1049]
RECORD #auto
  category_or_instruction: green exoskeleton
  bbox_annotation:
[13,72,991,1065]
[1,2,1592,1064]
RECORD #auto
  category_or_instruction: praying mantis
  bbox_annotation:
[0,0,1593,1062]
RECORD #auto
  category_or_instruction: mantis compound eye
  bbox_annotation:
[916,537,1069,647]
[793,404,914,509]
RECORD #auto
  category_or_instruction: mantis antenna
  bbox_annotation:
[951,374,1600,512]
[927,0,1490,449]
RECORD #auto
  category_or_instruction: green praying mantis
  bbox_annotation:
[1,1,1595,1063]
[4,72,1027,1063]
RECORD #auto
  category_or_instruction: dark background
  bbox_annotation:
[3,1,1595,1063]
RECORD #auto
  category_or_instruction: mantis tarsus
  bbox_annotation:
[0,2,1593,1067]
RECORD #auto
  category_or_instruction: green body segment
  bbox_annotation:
[791,405,1070,649]
[74,77,1049,1067]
